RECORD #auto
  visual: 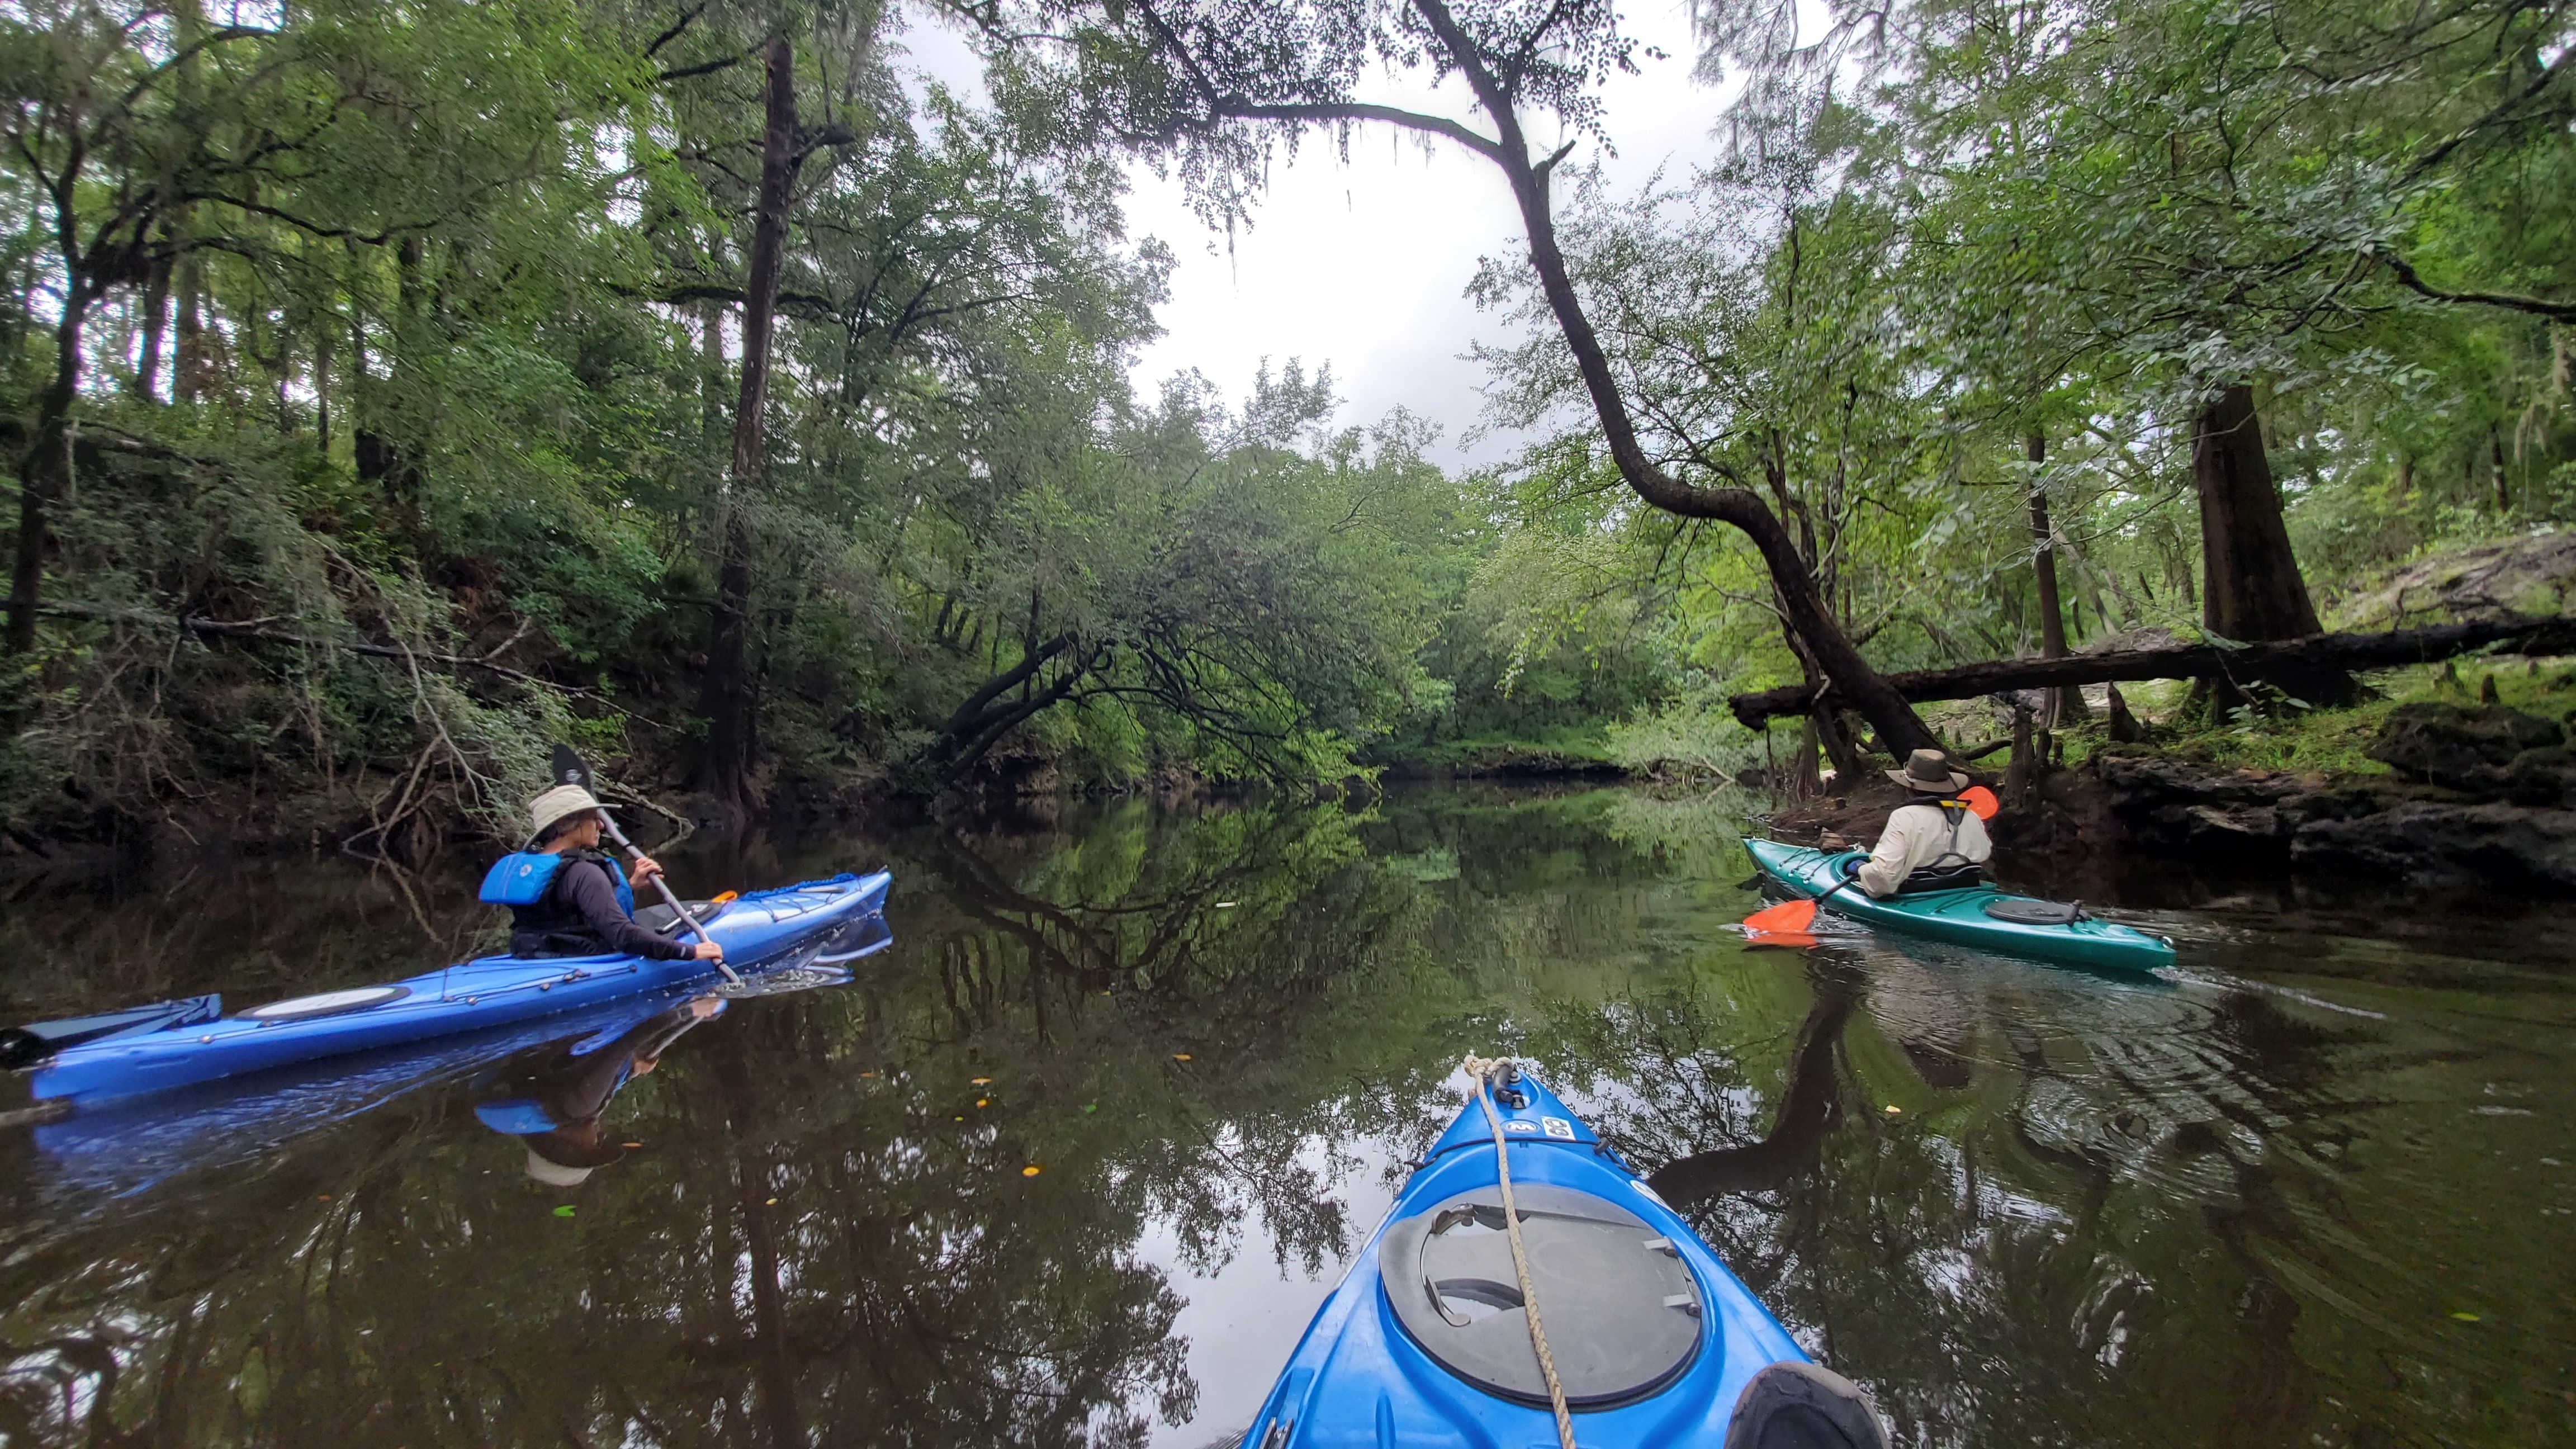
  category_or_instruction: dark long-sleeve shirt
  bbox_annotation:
[510,856,696,960]
[563,860,694,958]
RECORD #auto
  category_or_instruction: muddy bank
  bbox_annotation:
[1761,713,2576,902]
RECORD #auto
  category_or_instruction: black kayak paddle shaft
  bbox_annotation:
[551,746,744,988]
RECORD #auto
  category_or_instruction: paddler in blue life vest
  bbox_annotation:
[1836,748,1993,898]
[494,784,726,965]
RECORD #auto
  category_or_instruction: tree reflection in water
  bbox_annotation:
[0,787,2569,1447]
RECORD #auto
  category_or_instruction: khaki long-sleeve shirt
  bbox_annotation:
[1857,801,1992,898]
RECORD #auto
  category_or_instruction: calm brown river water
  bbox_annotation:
[0,784,2568,1446]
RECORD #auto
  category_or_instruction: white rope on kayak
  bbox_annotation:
[1462,1053,1577,1449]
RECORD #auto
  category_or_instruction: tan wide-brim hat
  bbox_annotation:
[1884,747,1971,793]
[523,1145,598,1187]
[525,783,605,844]
[523,1123,627,1186]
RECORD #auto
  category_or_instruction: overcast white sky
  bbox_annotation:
[900,3,1730,468]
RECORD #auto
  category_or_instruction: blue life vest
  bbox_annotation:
[474,1098,565,1135]
[479,851,635,917]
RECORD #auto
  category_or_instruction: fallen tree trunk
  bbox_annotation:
[1729,616,2576,731]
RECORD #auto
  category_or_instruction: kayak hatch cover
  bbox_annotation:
[20,869,892,1108]
[1741,839,2174,972]
[1238,1065,1890,1448]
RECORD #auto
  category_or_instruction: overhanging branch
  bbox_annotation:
[2378,249,2576,323]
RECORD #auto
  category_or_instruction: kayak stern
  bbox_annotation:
[1242,1069,1810,1447]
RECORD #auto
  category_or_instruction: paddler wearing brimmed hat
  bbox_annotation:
[1849,748,1992,899]
[485,784,726,965]
[477,996,724,1187]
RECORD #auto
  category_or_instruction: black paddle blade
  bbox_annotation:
[550,744,593,793]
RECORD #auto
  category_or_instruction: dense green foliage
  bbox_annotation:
[970,0,2573,769]
[1,0,2569,845]
[0,2,1580,845]
[1479,0,2576,760]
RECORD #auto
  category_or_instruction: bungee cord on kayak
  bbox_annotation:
[1239,1059,1893,1448]
[1463,1053,1578,1449]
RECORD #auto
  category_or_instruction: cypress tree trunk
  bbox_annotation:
[2025,430,2087,726]
[135,244,171,400]
[172,247,203,404]
[8,296,91,654]
[2190,383,2354,708]
[697,36,800,810]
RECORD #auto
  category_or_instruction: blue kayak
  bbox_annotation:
[1239,1064,1888,1448]
[20,869,891,1108]
[32,914,892,1201]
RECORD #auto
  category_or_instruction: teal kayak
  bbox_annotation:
[1741,838,2174,972]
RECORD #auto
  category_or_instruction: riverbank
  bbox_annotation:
[1762,657,2576,900]
[0,720,1656,886]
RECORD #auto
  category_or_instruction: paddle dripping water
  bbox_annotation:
[0,785,2566,1447]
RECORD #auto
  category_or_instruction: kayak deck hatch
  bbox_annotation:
[1239,1066,1887,1447]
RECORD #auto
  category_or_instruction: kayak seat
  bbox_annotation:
[1722,1360,1892,1449]
[1829,856,1987,894]
[1894,863,1987,894]
[1379,1181,1704,1409]
[633,900,732,936]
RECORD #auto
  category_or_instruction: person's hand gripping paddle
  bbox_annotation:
[1744,785,1999,936]
[551,746,746,988]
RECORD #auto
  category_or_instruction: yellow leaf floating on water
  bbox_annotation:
[622,1141,643,1149]
[1022,1165,1043,1177]
[1884,1105,1902,1115]
[977,1098,989,1107]
[766,1197,779,1206]
[1173,1053,1192,1062]
[972,1077,992,1086]
[2451,1311,2482,1322]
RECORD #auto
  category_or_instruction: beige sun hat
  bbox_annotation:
[525,783,605,845]
[1884,747,1971,793]
[524,1146,595,1187]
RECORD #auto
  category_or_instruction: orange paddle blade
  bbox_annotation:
[1961,784,2000,820]
[1744,929,1820,950]
[1743,897,1821,933]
